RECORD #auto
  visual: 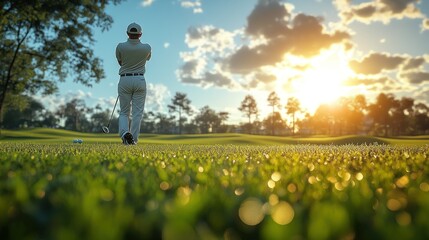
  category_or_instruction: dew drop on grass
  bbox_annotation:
[99,188,114,202]
[335,182,344,191]
[396,212,411,226]
[287,183,297,193]
[234,188,244,196]
[307,163,315,171]
[419,182,429,192]
[396,176,409,188]
[271,201,294,225]
[271,172,281,182]
[238,198,265,226]
[267,180,276,189]
[355,172,364,181]
[308,176,317,185]
[160,181,170,191]
[387,198,402,211]
[269,194,279,206]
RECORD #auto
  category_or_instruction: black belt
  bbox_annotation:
[120,73,144,76]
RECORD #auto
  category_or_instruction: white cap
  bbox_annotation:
[127,22,142,34]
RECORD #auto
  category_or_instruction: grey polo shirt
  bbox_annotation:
[116,39,151,75]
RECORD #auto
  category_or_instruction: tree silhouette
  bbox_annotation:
[368,93,397,136]
[238,95,258,133]
[285,97,301,135]
[267,91,281,135]
[168,92,192,134]
[263,112,286,135]
[195,106,220,133]
[414,103,429,134]
[391,97,414,135]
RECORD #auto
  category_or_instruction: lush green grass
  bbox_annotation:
[1,128,428,145]
[1,141,429,239]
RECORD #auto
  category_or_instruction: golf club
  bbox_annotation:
[102,96,119,133]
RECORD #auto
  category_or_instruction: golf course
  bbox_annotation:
[1,128,429,239]
[1,128,429,145]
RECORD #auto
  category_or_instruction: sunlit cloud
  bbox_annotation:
[399,71,429,84]
[349,52,406,75]
[349,52,426,75]
[423,18,429,30]
[178,0,350,93]
[334,0,428,31]
[175,0,429,111]
[227,0,350,73]
[343,76,393,86]
[141,0,155,7]
[180,0,203,14]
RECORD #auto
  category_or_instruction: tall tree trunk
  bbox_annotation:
[179,108,182,134]
[271,106,274,135]
[292,112,295,136]
[0,24,31,130]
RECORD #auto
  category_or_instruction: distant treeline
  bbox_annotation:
[1,92,429,136]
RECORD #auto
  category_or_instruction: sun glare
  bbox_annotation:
[285,48,353,114]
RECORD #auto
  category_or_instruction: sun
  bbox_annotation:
[288,49,353,114]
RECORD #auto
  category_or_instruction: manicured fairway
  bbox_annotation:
[1,128,429,145]
[1,141,429,239]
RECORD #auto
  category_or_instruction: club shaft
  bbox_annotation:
[107,96,119,128]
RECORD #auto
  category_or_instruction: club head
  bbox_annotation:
[102,126,110,133]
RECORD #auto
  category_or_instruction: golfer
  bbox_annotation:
[116,22,151,145]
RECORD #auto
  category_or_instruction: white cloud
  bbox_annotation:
[180,0,203,14]
[141,0,155,7]
[177,25,239,88]
[145,83,171,113]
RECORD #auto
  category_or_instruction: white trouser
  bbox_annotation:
[118,75,147,143]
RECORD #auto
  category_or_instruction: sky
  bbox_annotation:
[38,0,429,124]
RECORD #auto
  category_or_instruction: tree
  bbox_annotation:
[141,111,157,133]
[285,97,301,135]
[0,0,123,124]
[267,91,281,135]
[368,93,397,136]
[348,95,367,134]
[168,92,193,134]
[2,96,45,128]
[217,111,230,133]
[312,104,335,135]
[56,98,89,131]
[391,97,414,135]
[154,113,175,134]
[263,112,286,135]
[90,109,110,132]
[238,95,258,132]
[414,103,429,135]
[195,106,221,133]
